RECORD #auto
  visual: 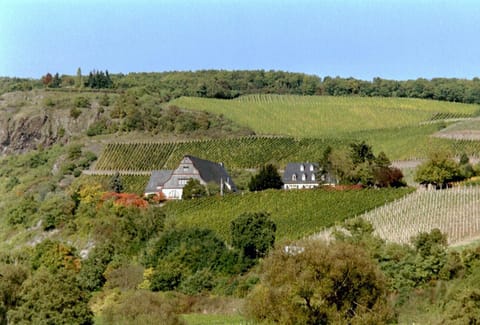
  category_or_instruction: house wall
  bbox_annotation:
[284,183,319,190]
[162,157,205,199]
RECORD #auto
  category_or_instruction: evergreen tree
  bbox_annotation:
[76,67,83,88]
[51,73,61,88]
[109,172,123,193]
[248,164,283,191]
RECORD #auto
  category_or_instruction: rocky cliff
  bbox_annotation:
[0,90,101,155]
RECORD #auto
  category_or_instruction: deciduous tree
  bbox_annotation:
[182,178,206,199]
[231,212,276,260]
[245,240,394,324]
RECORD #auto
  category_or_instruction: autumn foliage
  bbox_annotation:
[102,192,149,208]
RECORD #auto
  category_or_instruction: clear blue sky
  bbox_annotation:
[1,0,479,80]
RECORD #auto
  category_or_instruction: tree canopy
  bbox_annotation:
[182,178,207,200]
[248,164,283,191]
[414,152,463,188]
[230,212,276,260]
[245,240,393,324]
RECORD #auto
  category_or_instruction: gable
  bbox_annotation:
[283,162,319,184]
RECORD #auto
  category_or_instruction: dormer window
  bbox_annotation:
[302,173,306,181]
[292,174,297,181]
[311,174,316,181]
[310,165,314,172]
[300,164,304,171]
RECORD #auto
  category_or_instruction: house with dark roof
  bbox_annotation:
[144,155,236,199]
[282,162,320,190]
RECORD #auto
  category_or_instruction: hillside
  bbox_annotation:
[0,89,252,155]
[362,185,480,245]
[171,94,479,137]
[3,86,480,324]
[163,188,414,242]
[169,95,480,159]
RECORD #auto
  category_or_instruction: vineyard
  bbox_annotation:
[93,132,480,172]
[170,94,479,138]
[93,136,348,170]
[162,187,414,242]
[361,186,480,245]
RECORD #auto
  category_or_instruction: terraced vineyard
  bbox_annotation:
[94,132,480,172]
[171,95,479,138]
[362,186,480,245]
[94,136,348,170]
[163,187,414,242]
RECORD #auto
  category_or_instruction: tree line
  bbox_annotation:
[3,70,480,104]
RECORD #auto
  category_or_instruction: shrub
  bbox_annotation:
[5,176,19,192]
[87,120,109,136]
[73,96,91,108]
[100,290,185,325]
[7,268,93,325]
[182,178,206,199]
[179,268,215,295]
[70,107,82,119]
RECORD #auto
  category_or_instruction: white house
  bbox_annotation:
[282,162,319,190]
[144,155,236,199]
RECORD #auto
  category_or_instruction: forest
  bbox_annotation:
[2,69,480,104]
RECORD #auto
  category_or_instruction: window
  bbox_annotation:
[311,174,316,181]
[292,174,297,181]
[183,165,189,172]
[302,173,306,181]
[300,164,304,171]
[310,164,314,172]
[178,178,189,185]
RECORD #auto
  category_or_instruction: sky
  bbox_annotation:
[1,0,479,80]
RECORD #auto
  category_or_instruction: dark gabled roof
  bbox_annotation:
[144,170,173,193]
[186,155,237,191]
[283,162,319,184]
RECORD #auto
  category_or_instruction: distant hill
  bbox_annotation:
[170,94,480,159]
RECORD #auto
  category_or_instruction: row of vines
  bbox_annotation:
[94,136,348,171]
[362,185,480,245]
[163,187,413,242]
[94,135,480,172]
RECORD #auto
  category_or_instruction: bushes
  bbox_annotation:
[143,227,244,293]
[73,96,91,108]
[7,268,93,325]
[99,290,185,325]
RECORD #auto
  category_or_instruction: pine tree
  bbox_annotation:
[109,172,123,193]
[76,67,83,88]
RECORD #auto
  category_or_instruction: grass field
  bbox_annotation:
[171,95,479,138]
[182,314,252,325]
[163,187,414,242]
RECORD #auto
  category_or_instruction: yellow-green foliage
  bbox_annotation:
[79,175,150,195]
[171,95,478,138]
[164,188,414,242]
